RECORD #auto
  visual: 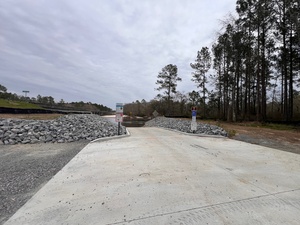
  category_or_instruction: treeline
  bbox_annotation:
[124,89,300,121]
[126,0,300,122]
[124,94,196,118]
[211,0,300,122]
[0,84,112,112]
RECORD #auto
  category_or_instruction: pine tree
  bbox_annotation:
[155,64,182,115]
[190,47,211,118]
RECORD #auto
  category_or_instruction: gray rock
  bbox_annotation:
[2,126,9,131]
[11,128,20,133]
[30,138,39,144]
[21,140,31,144]
[145,117,227,137]
[9,133,17,139]
[45,135,53,142]
[8,139,15,145]
[0,114,126,145]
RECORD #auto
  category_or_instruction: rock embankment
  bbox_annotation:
[145,117,227,137]
[0,114,126,145]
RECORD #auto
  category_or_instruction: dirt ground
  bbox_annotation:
[206,121,300,155]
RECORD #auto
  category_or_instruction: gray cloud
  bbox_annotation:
[0,0,236,109]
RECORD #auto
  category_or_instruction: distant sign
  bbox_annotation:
[115,113,123,122]
[152,110,159,117]
[115,103,124,122]
[192,110,197,117]
[191,106,197,131]
[116,103,124,113]
[191,121,197,131]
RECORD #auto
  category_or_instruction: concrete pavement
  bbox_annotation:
[4,127,300,224]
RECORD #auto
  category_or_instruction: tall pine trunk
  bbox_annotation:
[288,27,294,120]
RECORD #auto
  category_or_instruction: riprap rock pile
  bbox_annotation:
[0,114,126,145]
[145,117,227,137]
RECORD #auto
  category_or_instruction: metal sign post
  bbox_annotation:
[191,106,197,133]
[115,103,124,135]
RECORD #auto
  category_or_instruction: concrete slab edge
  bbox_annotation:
[154,127,227,138]
[90,127,131,143]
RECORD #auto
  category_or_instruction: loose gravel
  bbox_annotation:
[0,141,89,225]
[0,114,126,145]
[145,117,227,137]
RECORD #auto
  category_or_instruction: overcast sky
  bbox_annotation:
[0,0,236,109]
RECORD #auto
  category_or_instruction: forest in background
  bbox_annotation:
[0,84,112,113]
[125,0,300,122]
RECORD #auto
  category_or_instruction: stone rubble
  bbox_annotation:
[0,114,126,145]
[145,117,227,137]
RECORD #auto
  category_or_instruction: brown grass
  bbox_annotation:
[0,114,63,120]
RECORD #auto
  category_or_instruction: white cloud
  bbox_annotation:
[0,0,236,109]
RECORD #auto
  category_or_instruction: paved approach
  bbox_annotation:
[4,127,300,225]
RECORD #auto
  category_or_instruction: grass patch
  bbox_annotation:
[227,129,237,138]
[234,121,296,131]
[261,123,296,131]
[0,99,43,109]
[203,119,297,132]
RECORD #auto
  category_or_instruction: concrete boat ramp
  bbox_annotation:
[4,127,300,224]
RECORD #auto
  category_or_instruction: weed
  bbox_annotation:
[227,129,236,138]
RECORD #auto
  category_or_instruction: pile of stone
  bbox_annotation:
[0,114,126,145]
[145,117,227,137]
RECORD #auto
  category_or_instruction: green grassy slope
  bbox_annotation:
[0,99,43,109]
